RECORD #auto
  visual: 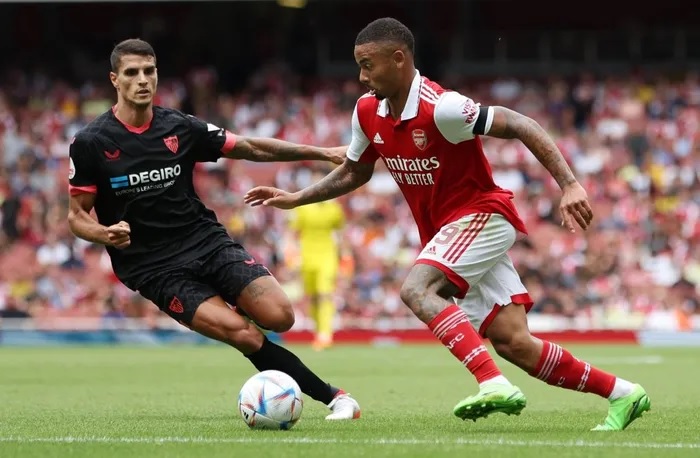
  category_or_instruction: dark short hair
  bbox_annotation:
[355,18,415,55]
[110,38,156,72]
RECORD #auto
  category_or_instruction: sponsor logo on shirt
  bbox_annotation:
[109,165,182,195]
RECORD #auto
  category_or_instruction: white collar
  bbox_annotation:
[377,70,422,121]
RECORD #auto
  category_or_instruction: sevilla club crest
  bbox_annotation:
[164,135,179,154]
[169,297,184,314]
[412,129,427,150]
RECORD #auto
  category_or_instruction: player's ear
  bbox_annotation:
[392,50,406,69]
[109,72,119,90]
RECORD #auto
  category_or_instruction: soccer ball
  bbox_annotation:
[237,370,303,430]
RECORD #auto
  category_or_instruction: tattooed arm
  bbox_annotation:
[486,106,593,231]
[245,99,378,209]
[244,158,375,209]
[487,107,577,189]
[296,159,374,205]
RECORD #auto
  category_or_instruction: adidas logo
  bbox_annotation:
[373,133,384,144]
[426,246,437,255]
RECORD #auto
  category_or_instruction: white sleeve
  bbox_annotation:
[346,103,372,162]
[434,91,494,144]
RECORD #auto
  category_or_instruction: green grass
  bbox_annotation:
[0,344,697,457]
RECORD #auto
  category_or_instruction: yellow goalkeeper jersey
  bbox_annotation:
[290,201,345,267]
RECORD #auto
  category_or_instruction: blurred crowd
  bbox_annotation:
[0,63,699,331]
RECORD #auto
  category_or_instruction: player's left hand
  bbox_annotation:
[559,182,593,233]
[325,146,347,165]
[244,186,299,209]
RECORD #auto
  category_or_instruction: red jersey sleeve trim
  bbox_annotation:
[69,185,97,196]
[221,131,237,153]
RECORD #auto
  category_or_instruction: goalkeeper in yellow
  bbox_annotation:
[289,176,346,351]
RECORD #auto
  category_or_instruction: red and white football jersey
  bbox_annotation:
[347,71,528,247]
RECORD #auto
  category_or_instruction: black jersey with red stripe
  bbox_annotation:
[68,106,237,288]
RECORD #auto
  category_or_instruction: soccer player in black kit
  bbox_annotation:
[67,39,360,420]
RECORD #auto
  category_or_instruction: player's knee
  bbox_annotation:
[256,296,295,333]
[491,330,534,363]
[400,264,454,311]
[238,277,295,333]
[401,279,439,322]
[266,305,295,333]
[399,281,420,309]
[485,303,535,362]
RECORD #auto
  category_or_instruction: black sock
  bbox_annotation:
[246,337,339,404]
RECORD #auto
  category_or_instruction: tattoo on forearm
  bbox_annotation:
[297,161,373,205]
[491,108,577,188]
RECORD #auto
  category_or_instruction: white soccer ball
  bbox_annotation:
[237,370,303,430]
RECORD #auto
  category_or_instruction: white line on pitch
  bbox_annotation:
[0,436,698,449]
[586,356,664,365]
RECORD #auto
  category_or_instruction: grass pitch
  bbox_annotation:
[0,344,698,457]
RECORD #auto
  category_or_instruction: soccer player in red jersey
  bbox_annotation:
[245,18,650,430]
[68,39,360,420]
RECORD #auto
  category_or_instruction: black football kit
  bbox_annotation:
[68,106,269,324]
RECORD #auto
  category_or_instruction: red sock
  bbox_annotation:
[531,341,615,398]
[428,305,502,384]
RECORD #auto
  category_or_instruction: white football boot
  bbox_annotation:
[325,390,361,420]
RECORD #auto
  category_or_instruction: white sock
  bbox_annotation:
[608,378,635,401]
[479,375,512,389]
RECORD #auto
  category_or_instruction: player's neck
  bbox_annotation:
[113,101,153,128]
[387,94,407,120]
[387,70,416,120]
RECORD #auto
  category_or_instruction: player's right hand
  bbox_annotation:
[243,187,298,209]
[106,221,131,249]
[560,182,593,233]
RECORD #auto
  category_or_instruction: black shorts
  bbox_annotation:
[137,244,271,325]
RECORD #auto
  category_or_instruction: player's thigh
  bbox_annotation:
[301,266,319,297]
[456,253,534,338]
[204,245,294,333]
[137,270,218,327]
[314,262,338,297]
[415,213,516,298]
[190,295,265,355]
[235,276,295,333]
